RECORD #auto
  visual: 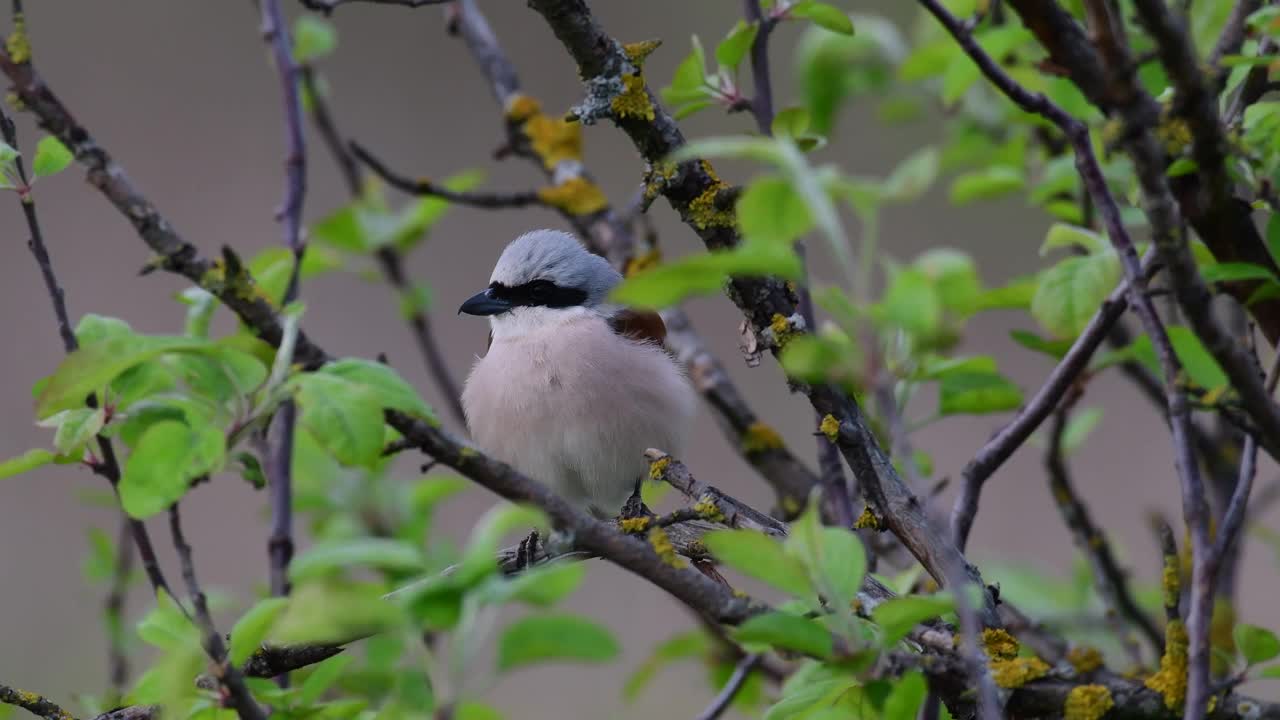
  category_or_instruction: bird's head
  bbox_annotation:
[458,229,622,337]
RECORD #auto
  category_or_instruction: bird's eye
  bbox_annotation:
[528,281,552,301]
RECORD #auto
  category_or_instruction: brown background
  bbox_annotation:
[0,1,1276,717]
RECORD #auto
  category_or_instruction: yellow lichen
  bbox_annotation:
[1156,115,1193,155]
[1064,684,1113,720]
[768,313,797,349]
[625,248,661,277]
[648,527,686,567]
[648,455,671,482]
[990,656,1050,688]
[644,160,678,202]
[982,628,1020,661]
[742,422,784,454]
[6,13,30,64]
[1161,554,1181,611]
[1067,645,1104,674]
[623,39,662,67]
[524,113,583,170]
[611,74,655,121]
[819,414,840,441]
[1145,619,1189,710]
[692,494,725,523]
[620,516,651,533]
[5,91,24,112]
[687,181,735,229]
[537,177,609,216]
[853,506,880,531]
[505,94,542,123]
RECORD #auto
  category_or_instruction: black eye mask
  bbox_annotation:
[488,279,588,308]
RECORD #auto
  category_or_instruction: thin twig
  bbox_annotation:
[259,0,306,612]
[349,141,542,208]
[742,0,775,135]
[299,0,449,12]
[168,504,266,720]
[0,684,73,720]
[1046,390,1163,654]
[105,518,135,702]
[693,654,761,720]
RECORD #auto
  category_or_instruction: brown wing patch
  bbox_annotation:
[610,308,667,346]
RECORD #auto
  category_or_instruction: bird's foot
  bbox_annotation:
[514,529,541,573]
[620,484,651,521]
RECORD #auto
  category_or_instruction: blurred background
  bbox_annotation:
[0,1,1276,716]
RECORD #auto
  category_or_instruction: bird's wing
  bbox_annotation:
[609,308,667,346]
[485,329,493,353]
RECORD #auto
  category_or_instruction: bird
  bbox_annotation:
[458,229,697,520]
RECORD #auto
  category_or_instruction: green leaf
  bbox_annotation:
[1130,326,1228,391]
[271,581,402,646]
[120,420,225,519]
[1166,157,1198,177]
[319,358,436,424]
[31,136,74,178]
[881,267,941,337]
[496,614,620,672]
[883,146,938,203]
[1042,222,1108,256]
[0,448,56,480]
[1266,214,1280,268]
[610,243,802,309]
[871,593,955,646]
[83,527,117,582]
[228,598,289,665]
[37,335,211,418]
[715,20,759,70]
[949,165,1025,205]
[1031,253,1121,338]
[1200,262,1278,284]
[1061,407,1103,454]
[1236,624,1280,665]
[737,176,812,244]
[938,372,1023,416]
[454,703,504,720]
[664,38,709,105]
[74,314,134,347]
[734,612,833,658]
[883,671,927,720]
[290,538,427,582]
[703,529,812,598]
[0,141,19,167]
[772,107,811,139]
[297,654,353,705]
[976,275,1037,311]
[790,2,855,35]
[624,630,712,700]
[293,15,337,63]
[292,374,385,468]
[1009,329,1072,359]
[44,407,106,455]
[786,502,866,611]
[666,135,783,166]
[483,560,586,607]
[915,248,982,317]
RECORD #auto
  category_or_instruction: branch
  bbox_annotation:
[693,654,760,720]
[1045,390,1163,654]
[524,0,994,621]
[298,0,449,12]
[259,0,306,611]
[350,141,543,208]
[105,518,135,701]
[168,504,266,720]
[0,685,72,720]
[953,256,1154,548]
[446,0,821,512]
[742,0,775,135]
[297,68,466,424]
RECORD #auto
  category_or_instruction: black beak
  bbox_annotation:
[458,288,512,316]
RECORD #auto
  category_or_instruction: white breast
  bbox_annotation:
[461,311,696,517]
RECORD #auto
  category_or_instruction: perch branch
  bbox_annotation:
[693,654,761,720]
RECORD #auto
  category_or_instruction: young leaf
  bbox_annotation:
[32,136,74,178]
[47,407,106,455]
[789,2,855,36]
[1236,623,1280,665]
[319,358,436,424]
[871,593,955,646]
[37,335,210,418]
[610,243,802,309]
[482,560,586,607]
[119,420,225,519]
[1266,213,1280,268]
[882,671,927,720]
[881,267,941,337]
[1041,223,1108,256]
[1061,407,1103,454]
[293,15,337,63]
[292,373,386,468]
[1200,262,1278,284]
[737,176,812,245]
[733,612,833,658]
[938,372,1023,416]
[1031,253,1121,338]
[290,538,427,582]
[772,106,811,139]
[948,165,1024,205]
[1129,327,1228,391]
[496,614,620,672]
[228,597,289,665]
[882,146,939,203]
[715,20,759,71]
[297,654,354,705]
[0,448,56,480]
[702,529,813,598]
[624,630,712,700]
